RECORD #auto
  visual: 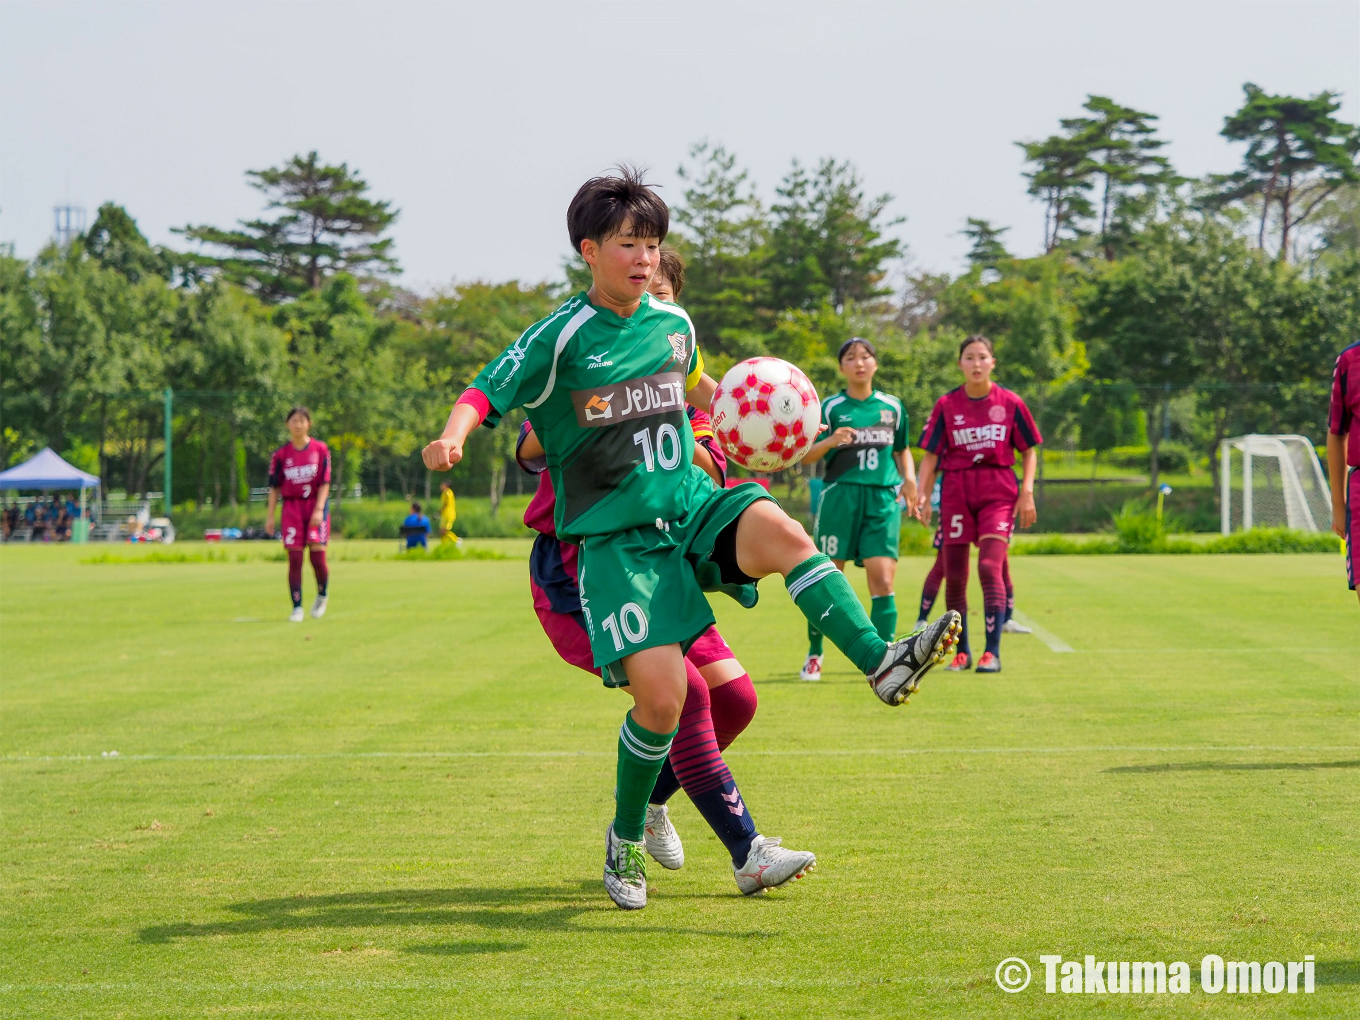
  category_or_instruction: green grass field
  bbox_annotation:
[2,541,1357,1018]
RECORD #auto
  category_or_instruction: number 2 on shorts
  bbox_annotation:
[601,601,648,652]
[285,526,297,545]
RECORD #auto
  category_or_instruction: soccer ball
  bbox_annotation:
[710,358,821,473]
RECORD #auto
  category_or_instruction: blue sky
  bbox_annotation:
[2,0,1357,292]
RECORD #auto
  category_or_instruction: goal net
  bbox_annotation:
[1219,434,1331,534]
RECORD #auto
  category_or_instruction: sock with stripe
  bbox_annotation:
[287,549,304,608]
[806,622,824,657]
[919,550,944,622]
[614,712,676,842]
[870,593,897,641]
[786,554,886,675]
[944,542,971,658]
[979,538,1007,658]
[709,673,757,750]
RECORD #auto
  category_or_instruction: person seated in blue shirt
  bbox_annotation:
[402,502,431,549]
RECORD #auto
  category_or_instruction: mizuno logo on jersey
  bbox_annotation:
[586,352,613,369]
[571,371,685,428]
[952,424,1008,447]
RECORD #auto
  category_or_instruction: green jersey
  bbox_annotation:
[820,389,908,487]
[472,291,705,542]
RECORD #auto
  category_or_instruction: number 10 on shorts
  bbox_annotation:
[601,601,649,652]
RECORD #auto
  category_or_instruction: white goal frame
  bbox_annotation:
[1218,434,1331,534]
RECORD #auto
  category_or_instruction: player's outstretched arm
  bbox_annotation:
[686,372,718,414]
[914,452,939,524]
[1328,432,1348,539]
[423,401,484,471]
[1015,447,1038,529]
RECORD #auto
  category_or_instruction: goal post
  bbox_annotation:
[1219,434,1331,535]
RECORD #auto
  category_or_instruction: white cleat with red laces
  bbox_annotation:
[733,835,816,895]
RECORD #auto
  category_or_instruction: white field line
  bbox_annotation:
[3,746,1357,764]
[1008,610,1073,652]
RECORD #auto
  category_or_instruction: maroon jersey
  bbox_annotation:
[919,384,1042,471]
[268,440,332,500]
[1329,341,1360,467]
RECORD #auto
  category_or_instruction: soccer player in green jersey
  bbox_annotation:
[798,338,917,681]
[423,169,960,910]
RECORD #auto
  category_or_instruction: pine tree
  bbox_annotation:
[178,152,399,301]
[961,218,1011,268]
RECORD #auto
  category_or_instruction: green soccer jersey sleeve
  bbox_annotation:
[893,396,909,452]
[471,296,596,427]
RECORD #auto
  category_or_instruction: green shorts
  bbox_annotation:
[578,470,777,687]
[813,482,902,562]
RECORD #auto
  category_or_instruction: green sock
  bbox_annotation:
[871,593,898,642]
[807,621,824,657]
[786,554,887,674]
[614,712,676,842]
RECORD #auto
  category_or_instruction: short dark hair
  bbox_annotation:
[959,334,995,359]
[656,245,686,298]
[838,336,876,361]
[286,405,312,423]
[412,501,422,513]
[567,166,668,254]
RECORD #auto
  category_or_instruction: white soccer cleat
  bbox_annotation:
[1002,618,1031,634]
[311,594,328,619]
[603,823,648,910]
[867,611,962,705]
[288,606,304,623]
[644,803,684,870]
[733,835,816,896]
[798,654,823,682]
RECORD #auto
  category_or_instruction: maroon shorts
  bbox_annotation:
[281,498,329,550]
[1347,468,1358,591]
[939,467,1017,546]
[686,625,736,667]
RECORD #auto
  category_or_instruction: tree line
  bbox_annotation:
[2,82,1357,515]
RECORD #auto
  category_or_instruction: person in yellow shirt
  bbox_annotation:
[439,480,458,544]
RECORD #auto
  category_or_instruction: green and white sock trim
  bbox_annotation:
[618,719,673,762]
[787,558,840,600]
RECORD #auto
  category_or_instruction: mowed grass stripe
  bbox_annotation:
[2,543,1357,1019]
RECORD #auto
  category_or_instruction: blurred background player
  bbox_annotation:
[265,407,331,622]
[914,478,1030,634]
[439,480,459,545]
[1328,337,1359,605]
[915,335,1041,672]
[403,502,431,550]
[797,337,916,681]
[513,247,816,895]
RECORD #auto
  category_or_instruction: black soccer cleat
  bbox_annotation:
[867,610,963,705]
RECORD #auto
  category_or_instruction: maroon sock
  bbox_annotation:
[309,547,329,596]
[919,548,945,619]
[287,550,304,608]
[943,543,970,655]
[978,538,1008,656]
[709,673,757,751]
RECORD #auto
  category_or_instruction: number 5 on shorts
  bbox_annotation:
[949,514,964,539]
[601,602,648,652]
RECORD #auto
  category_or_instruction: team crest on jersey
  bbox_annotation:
[667,332,689,364]
[988,404,1007,423]
[880,410,894,424]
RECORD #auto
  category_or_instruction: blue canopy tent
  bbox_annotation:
[0,448,100,541]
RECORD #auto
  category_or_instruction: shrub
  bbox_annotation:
[393,543,507,561]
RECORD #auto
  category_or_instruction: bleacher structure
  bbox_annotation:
[1218,434,1332,534]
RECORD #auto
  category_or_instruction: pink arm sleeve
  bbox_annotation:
[455,388,492,426]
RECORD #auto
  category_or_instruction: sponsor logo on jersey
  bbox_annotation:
[282,463,319,483]
[667,332,690,364]
[989,404,1007,423]
[586,352,613,369]
[952,423,1009,448]
[848,425,895,448]
[571,371,685,428]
